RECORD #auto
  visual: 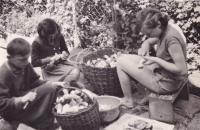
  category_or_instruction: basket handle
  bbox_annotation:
[75,48,91,63]
[96,46,129,54]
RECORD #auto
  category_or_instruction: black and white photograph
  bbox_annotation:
[0,0,200,130]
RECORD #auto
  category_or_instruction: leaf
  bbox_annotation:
[194,6,200,12]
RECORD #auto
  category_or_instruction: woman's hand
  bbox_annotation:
[61,51,69,60]
[138,47,149,56]
[22,92,37,103]
[117,52,122,58]
[138,38,158,56]
[50,53,61,62]
[138,40,151,56]
[137,58,147,69]
[142,56,158,65]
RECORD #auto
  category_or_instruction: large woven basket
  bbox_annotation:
[52,87,100,130]
[82,47,125,96]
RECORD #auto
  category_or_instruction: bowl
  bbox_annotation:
[96,96,121,124]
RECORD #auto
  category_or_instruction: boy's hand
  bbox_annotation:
[22,92,37,103]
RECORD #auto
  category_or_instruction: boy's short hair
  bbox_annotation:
[7,38,31,57]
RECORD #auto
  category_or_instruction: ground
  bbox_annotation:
[0,34,200,130]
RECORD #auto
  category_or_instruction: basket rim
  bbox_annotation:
[52,100,98,117]
[81,47,127,69]
[53,87,98,117]
[83,63,116,69]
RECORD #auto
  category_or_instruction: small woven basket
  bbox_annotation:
[52,87,100,130]
[82,47,125,96]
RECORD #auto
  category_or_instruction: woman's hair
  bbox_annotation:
[7,38,31,57]
[37,18,61,39]
[135,8,170,34]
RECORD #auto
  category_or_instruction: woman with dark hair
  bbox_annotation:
[117,8,188,108]
[31,18,85,88]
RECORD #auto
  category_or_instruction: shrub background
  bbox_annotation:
[0,0,199,74]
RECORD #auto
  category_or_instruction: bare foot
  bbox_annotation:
[120,97,135,108]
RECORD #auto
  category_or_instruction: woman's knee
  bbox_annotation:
[78,72,85,79]
[69,69,80,79]
[117,56,127,68]
[117,55,139,70]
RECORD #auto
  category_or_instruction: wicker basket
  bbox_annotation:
[52,87,100,130]
[82,47,125,96]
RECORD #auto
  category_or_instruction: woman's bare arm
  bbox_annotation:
[138,38,158,56]
[147,44,187,75]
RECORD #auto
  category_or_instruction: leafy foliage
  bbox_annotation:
[0,0,199,74]
[76,0,114,49]
[0,0,74,45]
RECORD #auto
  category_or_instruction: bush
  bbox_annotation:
[0,0,199,73]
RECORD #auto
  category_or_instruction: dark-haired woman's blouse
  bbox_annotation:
[31,34,76,81]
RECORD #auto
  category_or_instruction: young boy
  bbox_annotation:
[0,38,66,129]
